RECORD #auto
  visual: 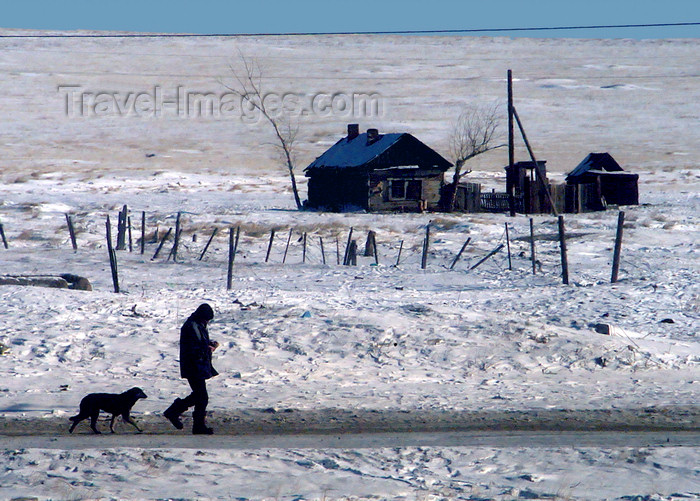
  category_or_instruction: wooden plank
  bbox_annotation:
[0,276,69,288]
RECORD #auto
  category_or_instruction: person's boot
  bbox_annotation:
[163,398,186,430]
[192,412,213,435]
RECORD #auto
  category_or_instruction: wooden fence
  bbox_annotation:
[481,193,522,213]
[0,207,629,291]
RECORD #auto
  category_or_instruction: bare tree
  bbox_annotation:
[221,55,303,210]
[445,103,504,212]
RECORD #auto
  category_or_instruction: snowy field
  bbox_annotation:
[0,30,698,500]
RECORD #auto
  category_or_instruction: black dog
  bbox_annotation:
[68,387,147,434]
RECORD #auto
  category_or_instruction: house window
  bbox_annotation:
[390,180,405,199]
[389,179,422,201]
[406,180,422,200]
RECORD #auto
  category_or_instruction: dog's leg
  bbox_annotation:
[89,411,101,434]
[109,415,117,433]
[122,413,143,433]
[68,414,83,434]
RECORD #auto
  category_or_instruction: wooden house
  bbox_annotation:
[566,153,639,210]
[304,125,452,212]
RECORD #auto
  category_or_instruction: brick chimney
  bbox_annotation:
[366,128,379,144]
[347,123,359,140]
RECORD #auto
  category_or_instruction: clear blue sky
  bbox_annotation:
[2,0,699,38]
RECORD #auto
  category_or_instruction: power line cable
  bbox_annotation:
[0,22,698,38]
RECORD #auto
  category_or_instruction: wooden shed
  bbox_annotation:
[504,160,552,214]
[566,153,639,208]
[304,125,452,212]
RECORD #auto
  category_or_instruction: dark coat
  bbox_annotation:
[179,306,218,380]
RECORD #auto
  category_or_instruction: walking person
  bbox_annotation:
[164,303,220,434]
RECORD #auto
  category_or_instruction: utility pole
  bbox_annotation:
[507,69,516,217]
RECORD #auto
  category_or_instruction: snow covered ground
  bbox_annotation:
[0,30,698,500]
[1,438,698,500]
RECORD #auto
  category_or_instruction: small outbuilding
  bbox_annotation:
[566,153,639,208]
[304,125,452,212]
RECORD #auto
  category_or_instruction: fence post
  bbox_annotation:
[507,69,516,217]
[319,237,326,265]
[170,212,181,262]
[529,218,536,274]
[302,233,307,263]
[611,211,625,283]
[347,240,357,266]
[470,244,505,271]
[116,205,127,250]
[372,234,379,265]
[226,228,234,290]
[343,227,354,266]
[421,222,431,269]
[0,223,7,249]
[199,227,218,261]
[65,213,77,251]
[505,222,512,270]
[558,215,569,285]
[106,216,120,293]
[450,237,471,270]
[364,231,376,257]
[140,211,146,255]
[265,229,275,263]
[234,227,240,257]
[395,240,404,266]
[152,228,172,260]
[127,216,133,252]
[283,228,293,264]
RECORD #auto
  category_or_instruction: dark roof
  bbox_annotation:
[305,132,451,173]
[567,153,624,179]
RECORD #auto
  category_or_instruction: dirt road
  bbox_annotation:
[3,430,699,451]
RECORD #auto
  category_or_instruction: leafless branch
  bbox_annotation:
[445,102,505,212]
[220,53,303,209]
